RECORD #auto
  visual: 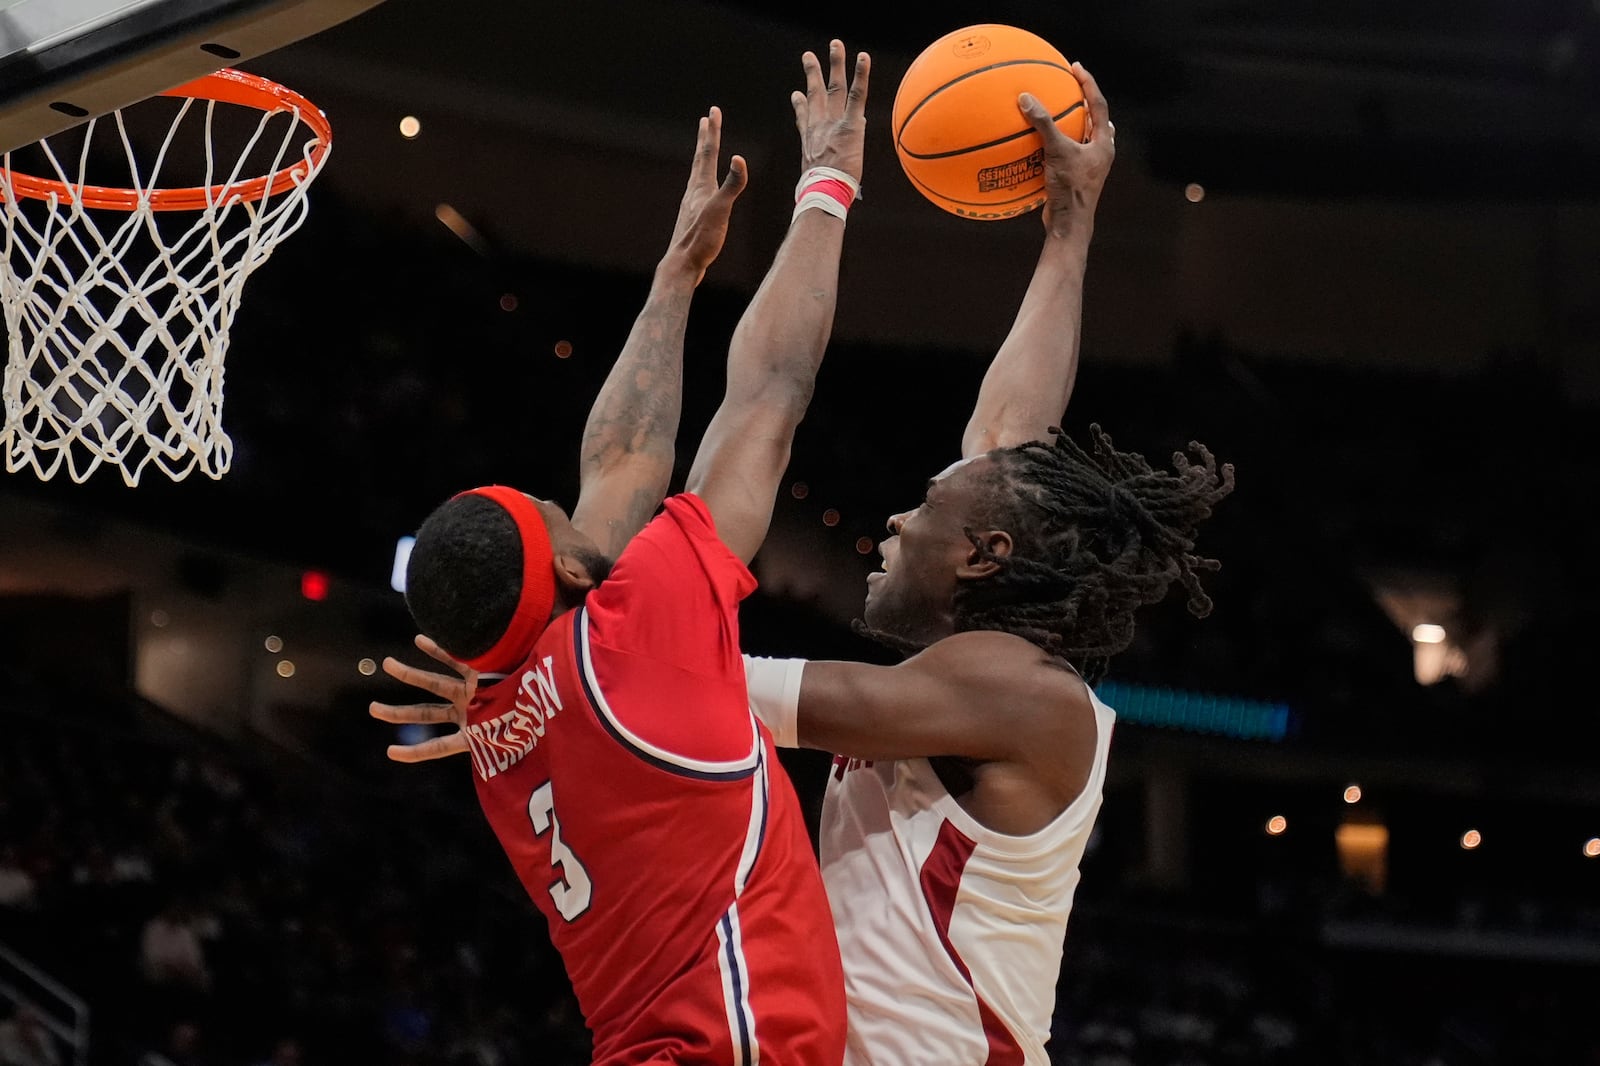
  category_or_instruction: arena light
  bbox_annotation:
[391,535,415,594]
[1460,829,1482,850]
[300,569,329,602]
[435,203,491,258]
[1344,784,1362,804]
[1094,680,1293,742]
[1335,821,1389,895]
[1412,623,1447,644]
[1266,815,1287,836]
[1411,622,1465,686]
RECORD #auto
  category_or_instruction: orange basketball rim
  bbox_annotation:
[0,67,331,211]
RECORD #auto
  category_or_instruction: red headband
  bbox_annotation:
[456,485,558,674]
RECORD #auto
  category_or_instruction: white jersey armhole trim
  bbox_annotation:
[922,691,1116,859]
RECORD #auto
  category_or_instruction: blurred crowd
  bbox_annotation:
[3,652,1598,1066]
[0,669,585,1066]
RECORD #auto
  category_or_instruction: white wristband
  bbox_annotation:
[793,190,848,222]
[742,654,805,749]
[792,165,861,203]
[792,165,861,225]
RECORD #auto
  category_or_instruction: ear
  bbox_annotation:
[552,552,598,593]
[957,529,1012,580]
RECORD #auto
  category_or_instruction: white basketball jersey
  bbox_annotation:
[818,688,1116,1066]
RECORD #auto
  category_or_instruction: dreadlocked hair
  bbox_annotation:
[856,424,1236,685]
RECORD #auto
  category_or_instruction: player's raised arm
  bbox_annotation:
[373,111,746,765]
[685,39,869,564]
[960,63,1116,459]
[569,107,748,558]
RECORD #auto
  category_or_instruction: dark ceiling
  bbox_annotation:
[274,0,1600,200]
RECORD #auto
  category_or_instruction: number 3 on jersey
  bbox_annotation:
[528,781,592,921]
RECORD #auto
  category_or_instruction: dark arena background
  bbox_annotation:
[3,1,1599,1064]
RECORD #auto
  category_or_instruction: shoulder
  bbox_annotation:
[660,491,714,530]
[615,493,698,550]
[607,493,720,576]
[908,631,1085,688]
[911,633,1102,805]
[613,493,724,562]
[905,631,1094,730]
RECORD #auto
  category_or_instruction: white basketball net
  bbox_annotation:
[0,94,328,485]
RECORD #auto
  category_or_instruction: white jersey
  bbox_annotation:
[819,688,1116,1066]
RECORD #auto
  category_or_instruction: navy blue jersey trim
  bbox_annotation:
[721,911,755,1065]
[572,607,758,782]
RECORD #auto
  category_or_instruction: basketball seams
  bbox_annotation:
[892,58,1076,146]
[891,26,1082,218]
[900,100,1084,161]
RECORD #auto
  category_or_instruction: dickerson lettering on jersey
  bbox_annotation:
[465,656,563,780]
[976,148,1044,193]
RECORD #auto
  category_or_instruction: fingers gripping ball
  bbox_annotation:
[892,24,1087,220]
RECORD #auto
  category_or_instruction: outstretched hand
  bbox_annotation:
[792,39,870,183]
[1018,61,1116,233]
[665,105,749,285]
[369,634,476,764]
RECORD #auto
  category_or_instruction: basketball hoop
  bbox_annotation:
[0,68,332,485]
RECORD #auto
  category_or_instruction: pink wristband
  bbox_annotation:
[800,177,855,210]
[793,166,861,223]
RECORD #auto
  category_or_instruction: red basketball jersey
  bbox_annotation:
[462,494,845,1065]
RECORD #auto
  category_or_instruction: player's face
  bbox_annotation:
[863,456,993,642]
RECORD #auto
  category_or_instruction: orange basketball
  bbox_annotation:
[892,24,1087,220]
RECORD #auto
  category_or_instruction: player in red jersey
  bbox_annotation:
[372,41,869,1066]
[377,63,1235,1066]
